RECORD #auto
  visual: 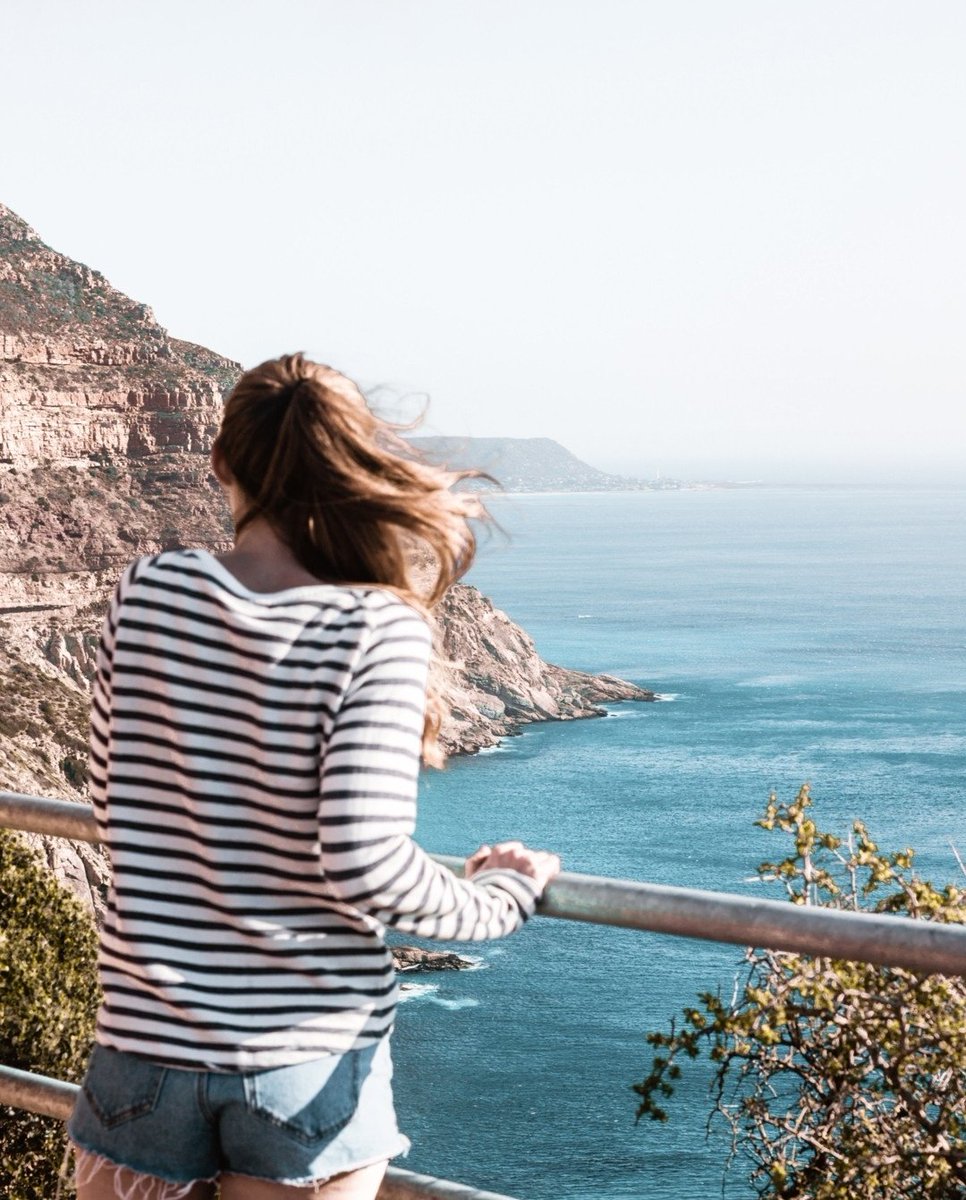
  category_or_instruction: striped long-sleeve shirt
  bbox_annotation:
[89,548,540,1071]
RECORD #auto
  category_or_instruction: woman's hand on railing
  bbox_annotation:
[464,841,561,896]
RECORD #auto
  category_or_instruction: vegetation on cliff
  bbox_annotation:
[0,201,236,388]
[635,787,966,1199]
[0,829,98,1200]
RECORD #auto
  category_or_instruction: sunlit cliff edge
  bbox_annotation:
[0,201,653,911]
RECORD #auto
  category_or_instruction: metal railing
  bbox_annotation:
[1,788,965,1200]
[3,790,965,976]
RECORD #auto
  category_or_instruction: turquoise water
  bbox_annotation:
[389,489,966,1199]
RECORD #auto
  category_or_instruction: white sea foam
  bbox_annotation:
[654,692,680,702]
[735,674,804,688]
[476,741,513,755]
[426,995,481,1011]
[397,982,439,1002]
[397,982,481,1010]
[577,613,594,619]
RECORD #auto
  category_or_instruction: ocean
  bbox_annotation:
[388,488,966,1200]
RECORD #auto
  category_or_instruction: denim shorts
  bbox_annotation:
[67,1038,409,1190]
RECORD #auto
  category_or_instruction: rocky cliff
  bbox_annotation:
[0,202,653,911]
[435,584,648,752]
[0,201,238,603]
[0,202,235,463]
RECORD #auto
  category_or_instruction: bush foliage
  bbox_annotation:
[0,828,99,1199]
[635,786,966,1199]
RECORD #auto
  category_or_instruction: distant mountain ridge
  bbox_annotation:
[408,435,650,492]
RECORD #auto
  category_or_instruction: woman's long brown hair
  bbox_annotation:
[214,353,486,765]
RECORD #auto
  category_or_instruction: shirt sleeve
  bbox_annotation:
[317,596,542,939]
[88,559,139,839]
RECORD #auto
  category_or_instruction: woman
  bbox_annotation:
[68,354,560,1200]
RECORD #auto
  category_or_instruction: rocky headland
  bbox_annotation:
[408,437,752,493]
[0,201,653,913]
[407,435,645,492]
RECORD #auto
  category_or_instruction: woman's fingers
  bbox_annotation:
[463,844,493,879]
[465,842,562,893]
[525,851,562,892]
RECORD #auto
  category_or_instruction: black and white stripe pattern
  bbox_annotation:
[90,549,539,1071]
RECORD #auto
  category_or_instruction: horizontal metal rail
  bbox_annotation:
[1,791,98,842]
[0,1067,516,1200]
[3,790,965,975]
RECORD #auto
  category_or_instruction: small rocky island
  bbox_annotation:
[392,946,477,972]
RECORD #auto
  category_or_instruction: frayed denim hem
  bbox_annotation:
[220,1135,410,1192]
[67,1144,217,1200]
[66,1138,409,1196]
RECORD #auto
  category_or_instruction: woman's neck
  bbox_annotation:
[216,517,327,592]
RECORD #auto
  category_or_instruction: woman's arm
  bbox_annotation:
[317,597,555,939]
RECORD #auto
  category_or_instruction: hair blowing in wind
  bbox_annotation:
[214,352,486,763]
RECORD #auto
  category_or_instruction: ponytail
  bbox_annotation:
[215,353,487,764]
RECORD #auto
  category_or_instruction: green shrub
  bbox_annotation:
[635,787,966,1199]
[59,756,87,789]
[0,829,99,1199]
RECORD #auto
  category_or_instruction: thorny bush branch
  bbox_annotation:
[633,785,966,1200]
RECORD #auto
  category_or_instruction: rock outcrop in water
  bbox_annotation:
[0,202,653,911]
[392,946,476,972]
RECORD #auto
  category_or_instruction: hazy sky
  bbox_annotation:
[3,1,965,483]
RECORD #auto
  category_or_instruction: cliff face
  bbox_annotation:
[0,203,235,464]
[0,201,237,602]
[0,202,653,910]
